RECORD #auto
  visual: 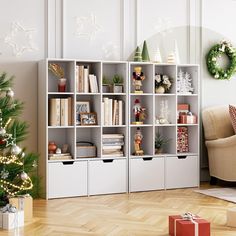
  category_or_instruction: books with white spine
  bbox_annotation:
[49,98,61,126]
[118,100,123,125]
[101,102,104,125]
[93,75,99,93]
[108,99,113,125]
[89,74,95,93]
[61,98,69,126]
[112,100,117,125]
[104,97,109,125]
[83,66,89,93]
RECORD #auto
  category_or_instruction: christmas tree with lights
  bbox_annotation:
[0,72,38,206]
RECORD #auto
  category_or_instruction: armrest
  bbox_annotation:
[206,135,236,148]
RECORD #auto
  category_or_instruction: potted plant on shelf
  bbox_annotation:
[155,74,172,94]
[102,75,111,93]
[48,63,66,92]
[112,74,123,93]
[155,132,171,154]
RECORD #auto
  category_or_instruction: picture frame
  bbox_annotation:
[76,101,90,125]
[80,112,97,126]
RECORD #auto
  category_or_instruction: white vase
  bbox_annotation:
[155,86,165,94]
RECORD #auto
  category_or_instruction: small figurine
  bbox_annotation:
[132,99,146,124]
[132,67,145,93]
[133,127,144,156]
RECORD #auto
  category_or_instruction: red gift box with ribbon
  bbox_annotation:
[169,213,210,236]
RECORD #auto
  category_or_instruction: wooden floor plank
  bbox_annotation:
[1,185,236,235]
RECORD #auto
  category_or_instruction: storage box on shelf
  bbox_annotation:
[38,59,199,198]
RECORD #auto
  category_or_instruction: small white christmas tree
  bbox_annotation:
[174,40,180,64]
[167,52,175,63]
[153,46,162,63]
[177,70,194,94]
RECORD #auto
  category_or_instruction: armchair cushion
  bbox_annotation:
[229,104,236,133]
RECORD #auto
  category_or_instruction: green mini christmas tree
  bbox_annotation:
[142,40,150,62]
[0,72,38,206]
[134,46,142,62]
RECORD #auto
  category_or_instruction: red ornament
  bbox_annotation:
[48,141,57,154]
[0,138,6,145]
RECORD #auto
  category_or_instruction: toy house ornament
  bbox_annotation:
[133,127,144,156]
[134,46,142,62]
[132,67,145,93]
[132,99,146,124]
[142,40,150,62]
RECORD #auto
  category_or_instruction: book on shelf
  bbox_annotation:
[76,65,99,93]
[49,98,60,126]
[49,97,73,126]
[48,153,72,160]
[102,98,123,125]
[102,134,125,157]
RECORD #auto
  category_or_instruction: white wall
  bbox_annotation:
[1,0,234,179]
[0,0,46,152]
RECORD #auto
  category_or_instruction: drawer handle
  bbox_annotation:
[62,161,75,165]
[103,159,114,163]
[142,157,153,161]
[178,156,187,159]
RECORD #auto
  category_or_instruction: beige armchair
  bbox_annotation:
[202,106,236,182]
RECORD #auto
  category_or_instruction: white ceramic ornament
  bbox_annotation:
[6,89,14,98]
[21,152,25,158]
[11,144,22,155]
[56,148,62,154]
[20,171,28,181]
[0,127,6,135]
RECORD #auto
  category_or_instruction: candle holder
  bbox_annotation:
[58,78,67,92]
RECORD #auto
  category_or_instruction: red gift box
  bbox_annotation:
[169,214,210,236]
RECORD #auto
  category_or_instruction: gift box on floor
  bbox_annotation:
[0,211,24,230]
[169,213,210,236]
[9,195,33,221]
[227,208,236,227]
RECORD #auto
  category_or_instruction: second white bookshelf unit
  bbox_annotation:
[38,59,199,199]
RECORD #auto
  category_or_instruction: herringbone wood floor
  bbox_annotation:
[1,184,236,236]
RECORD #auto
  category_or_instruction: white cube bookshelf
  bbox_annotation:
[38,59,199,198]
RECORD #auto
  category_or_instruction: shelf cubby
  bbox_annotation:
[154,126,176,155]
[76,61,102,94]
[130,126,154,157]
[76,127,101,158]
[48,60,75,93]
[177,65,199,95]
[102,127,127,158]
[48,128,75,159]
[76,94,101,126]
[154,64,176,94]
[154,95,176,125]
[130,95,153,125]
[130,63,154,94]
[102,62,127,94]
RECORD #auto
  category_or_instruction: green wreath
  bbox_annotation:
[206,41,236,80]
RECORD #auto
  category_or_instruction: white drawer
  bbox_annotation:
[89,159,127,195]
[165,155,199,189]
[130,157,164,192]
[48,161,87,198]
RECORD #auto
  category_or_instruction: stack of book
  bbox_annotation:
[48,153,72,160]
[49,97,73,126]
[76,65,99,93]
[102,98,123,126]
[102,134,124,157]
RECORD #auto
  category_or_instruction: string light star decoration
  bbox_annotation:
[74,13,102,41]
[4,22,38,57]
[0,72,38,207]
